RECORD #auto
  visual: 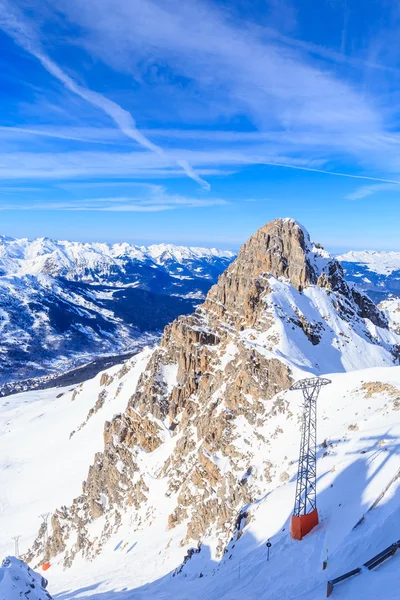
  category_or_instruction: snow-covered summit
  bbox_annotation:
[147,243,234,262]
[337,250,400,304]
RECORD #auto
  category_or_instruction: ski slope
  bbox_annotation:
[0,360,399,599]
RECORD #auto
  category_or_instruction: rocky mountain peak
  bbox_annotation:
[203,218,387,331]
[28,218,400,569]
[233,217,320,289]
[203,218,330,329]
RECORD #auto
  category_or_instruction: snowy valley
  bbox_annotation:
[0,236,234,386]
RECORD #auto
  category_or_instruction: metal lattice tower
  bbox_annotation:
[40,513,50,562]
[291,377,331,518]
[12,536,21,559]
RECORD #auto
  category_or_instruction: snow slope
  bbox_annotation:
[0,349,153,557]
[379,297,400,333]
[256,275,398,373]
[0,360,399,600]
[0,557,53,600]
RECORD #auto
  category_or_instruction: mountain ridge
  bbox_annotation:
[0,235,234,283]
[337,249,400,275]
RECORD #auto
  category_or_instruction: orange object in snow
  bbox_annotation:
[290,508,319,540]
[42,562,51,571]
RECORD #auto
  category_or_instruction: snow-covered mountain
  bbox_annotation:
[338,250,400,303]
[1,218,399,600]
[0,236,234,385]
[0,235,234,285]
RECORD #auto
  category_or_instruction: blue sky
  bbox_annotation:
[0,0,400,251]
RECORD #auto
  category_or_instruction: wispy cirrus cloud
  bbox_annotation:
[0,125,125,145]
[2,0,398,184]
[0,183,227,211]
[0,186,44,192]
[1,148,400,187]
[0,149,236,180]
[346,182,400,200]
[49,0,380,134]
[4,124,400,182]
[0,0,210,190]
[2,0,400,221]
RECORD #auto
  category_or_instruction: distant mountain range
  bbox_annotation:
[338,250,400,303]
[0,235,234,385]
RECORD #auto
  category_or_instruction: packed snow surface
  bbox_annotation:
[379,298,400,330]
[0,358,399,599]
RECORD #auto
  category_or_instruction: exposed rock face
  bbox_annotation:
[202,218,317,329]
[31,218,400,566]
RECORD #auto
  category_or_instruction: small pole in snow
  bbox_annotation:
[238,561,241,580]
[12,536,21,558]
[323,547,328,570]
[266,540,272,562]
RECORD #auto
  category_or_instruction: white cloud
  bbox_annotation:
[1,148,400,187]
[0,183,228,211]
[0,125,124,145]
[4,124,400,180]
[346,182,400,200]
[0,148,298,180]
[1,0,400,188]
[0,0,210,190]
[49,0,380,134]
